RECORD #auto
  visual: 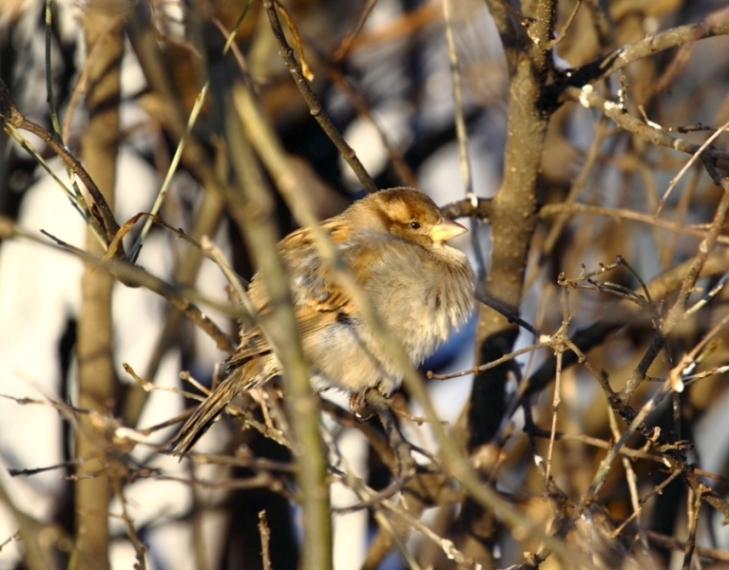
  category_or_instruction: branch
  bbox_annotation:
[552,6,729,93]
[262,0,377,194]
[229,83,334,570]
[563,85,729,169]
[0,215,235,354]
[74,5,124,568]
[0,78,121,249]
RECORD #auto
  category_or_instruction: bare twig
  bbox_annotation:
[0,78,121,249]
[564,85,729,170]
[657,118,729,216]
[262,0,377,194]
[647,531,729,562]
[332,0,379,61]
[0,215,235,352]
[442,0,485,278]
[555,6,729,90]
[111,480,148,570]
[548,0,583,47]
[258,510,273,570]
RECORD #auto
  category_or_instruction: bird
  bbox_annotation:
[167,187,474,455]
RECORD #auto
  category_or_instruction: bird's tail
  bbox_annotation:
[166,366,256,456]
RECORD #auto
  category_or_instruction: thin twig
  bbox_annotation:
[130,82,210,261]
[442,0,485,279]
[657,118,729,216]
[44,0,62,140]
[111,480,148,570]
[682,488,704,569]
[427,341,549,381]
[332,0,379,61]
[0,79,121,247]
[548,0,583,47]
[621,176,729,403]
[262,0,377,194]
[554,6,729,89]
[258,510,272,570]
[1,216,236,352]
[565,86,729,170]
[610,470,683,539]
[62,16,124,142]
[646,531,729,562]
[608,407,647,550]
[544,288,571,492]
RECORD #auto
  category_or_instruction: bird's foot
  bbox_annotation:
[349,391,375,422]
[362,388,417,479]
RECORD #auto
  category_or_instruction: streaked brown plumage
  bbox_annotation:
[167,187,474,455]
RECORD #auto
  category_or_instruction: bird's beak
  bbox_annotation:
[430,218,467,242]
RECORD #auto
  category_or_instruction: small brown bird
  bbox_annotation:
[168,187,474,454]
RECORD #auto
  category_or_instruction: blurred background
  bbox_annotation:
[1,0,729,568]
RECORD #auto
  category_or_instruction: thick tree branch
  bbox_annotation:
[74,4,123,569]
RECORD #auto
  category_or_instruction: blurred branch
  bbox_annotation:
[442,0,486,279]
[538,116,608,259]
[332,457,420,569]
[332,0,377,61]
[325,65,419,187]
[539,203,729,246]
[0,215,235,353]
[0,480,53,570]
[44,0,62,140]
[228,83,333,570]
[548,0,583,47]
[122,0,264,428]
[73,3,125,568]
[129,83,209,262]
[441,196,493,220]
[319,399,397,472]
[124,190,227,427]
[111,480,147,570]
[482,0,524,74]
[61,15,124,142]
[646,531,729,563]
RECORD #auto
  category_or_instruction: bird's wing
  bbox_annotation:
[227,220,385,371]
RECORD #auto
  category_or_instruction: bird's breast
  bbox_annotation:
[371,253,474,364]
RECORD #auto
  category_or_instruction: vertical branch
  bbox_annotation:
[470,0,557,442]
[230,83,333,570]
[74,2,123,569]
[459,0,558,563]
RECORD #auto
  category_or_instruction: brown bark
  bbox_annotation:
[74,2,124,569]
[457,1,559,565]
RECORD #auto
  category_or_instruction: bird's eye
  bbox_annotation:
[409,220,421,230]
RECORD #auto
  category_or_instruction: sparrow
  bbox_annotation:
[167,187,474,455]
